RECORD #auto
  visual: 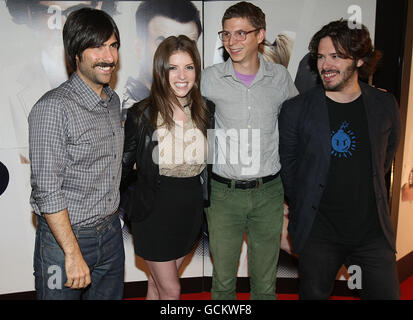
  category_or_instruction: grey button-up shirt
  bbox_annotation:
[29,72,124,227]
[201,55,298,179]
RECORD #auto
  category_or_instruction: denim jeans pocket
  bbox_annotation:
[34,226,70,299]
[40,227,63,250]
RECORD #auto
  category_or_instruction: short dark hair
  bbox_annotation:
[63,7,120,71]
[135,0,202,41]
[222,1,266,30]
[309,19,382,80]
[5,1,117,25]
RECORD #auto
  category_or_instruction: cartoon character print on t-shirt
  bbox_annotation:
[330,121,356,158]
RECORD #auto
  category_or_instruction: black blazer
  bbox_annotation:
[121,98,215,222]
[279,82,401,254]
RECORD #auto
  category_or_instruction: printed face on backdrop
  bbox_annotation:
[13,1,102,87]
[31,1,97,29]
[168,50,196,105]
[317,36,363,92]
[140,16,199,85]
[221,17,264,68]
[76,33,119,94]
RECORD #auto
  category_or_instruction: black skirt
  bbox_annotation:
[131,174,203,262]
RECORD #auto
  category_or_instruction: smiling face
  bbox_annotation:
[317,36,362,92]
[168,50,196,105]
[222,17,264,73]
[76,33,119,95]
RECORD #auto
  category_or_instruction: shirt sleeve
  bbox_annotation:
[29,97,68,214]
[201,68,211,98]
[284,67,299,100]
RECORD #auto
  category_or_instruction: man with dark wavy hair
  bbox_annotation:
[279,19,401,299]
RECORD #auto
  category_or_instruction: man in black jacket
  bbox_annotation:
[279,20,401,299]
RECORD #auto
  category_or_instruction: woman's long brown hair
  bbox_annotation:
[147,35,209,136]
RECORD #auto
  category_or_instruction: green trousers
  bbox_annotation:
[206,176,284,300]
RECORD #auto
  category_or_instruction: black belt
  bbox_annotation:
[212,172,279,189]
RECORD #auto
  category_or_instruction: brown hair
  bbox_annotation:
[221,1,266,52]
[308,19,382,80]
[222,1,266,31]
[146,35,209,136]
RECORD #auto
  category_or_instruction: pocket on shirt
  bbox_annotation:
[68,131,112,163]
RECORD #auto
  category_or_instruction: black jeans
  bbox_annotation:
[298,233,400,300]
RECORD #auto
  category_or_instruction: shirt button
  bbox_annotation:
[248,125,251,129]
[108,198,112,202]
[248,106,251,110]
[112,132,115,136]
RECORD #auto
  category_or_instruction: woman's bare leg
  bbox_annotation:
[145,256,186,300]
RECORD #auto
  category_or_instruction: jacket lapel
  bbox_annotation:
[313,86,332,164]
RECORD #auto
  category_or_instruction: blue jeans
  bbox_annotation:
[34,213,125,300]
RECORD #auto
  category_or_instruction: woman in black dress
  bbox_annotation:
[121,35,214,300]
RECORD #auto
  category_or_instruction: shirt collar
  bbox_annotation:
[70,72,114,110]
[221,53,274,82]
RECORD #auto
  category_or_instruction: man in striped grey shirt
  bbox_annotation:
[29,8,124,300]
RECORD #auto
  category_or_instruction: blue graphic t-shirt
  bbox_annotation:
[330,120,356,159]
[311,95,381,244]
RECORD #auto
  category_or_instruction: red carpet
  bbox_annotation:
[400,275,413,300]
[128,275,413,300]
[179,292,359,300]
